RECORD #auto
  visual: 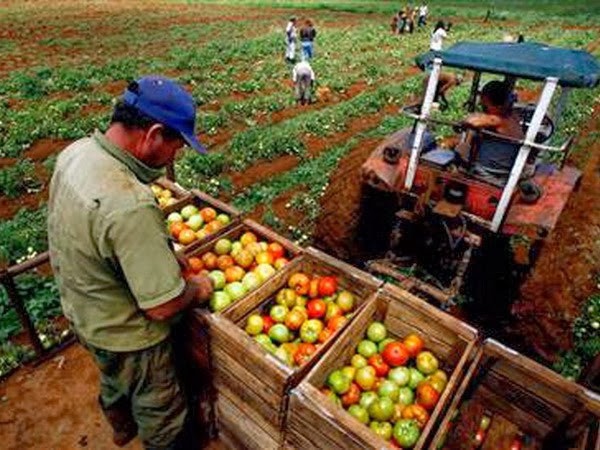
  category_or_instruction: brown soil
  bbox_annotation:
[0,344,143,450]
[312,136,383,260]
[512,107,600,360]
[229,155,299,191]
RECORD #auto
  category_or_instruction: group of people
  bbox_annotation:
[391,4,428,34]
[286,16,317,105]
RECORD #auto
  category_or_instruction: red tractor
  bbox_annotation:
[359,41,599,308]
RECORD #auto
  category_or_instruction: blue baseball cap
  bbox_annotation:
[122,75,206,154]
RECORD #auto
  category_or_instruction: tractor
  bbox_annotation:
[359,41,599,311]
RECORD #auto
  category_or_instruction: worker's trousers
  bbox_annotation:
[85,338,188,450]
[285,40,296,60]
[295,76,312,105]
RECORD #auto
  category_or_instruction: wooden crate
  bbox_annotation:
[285,283,479,450]
[206,247,383,448]
[180,219,303,316]
[152,176,192,208]
[429,339,600,449]
[164,189,241,253]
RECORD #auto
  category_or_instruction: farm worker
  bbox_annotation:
[299,19,317,60]
[285,16,297,63]
[397,8,408,34]
[391,14,399,34]
[430,20,448,51]
[461,80,539,194]
[423,71,463,110]
[407,6,416,34]
[47,76,213,449]
[292,59,315,105]
[418,4,428,27]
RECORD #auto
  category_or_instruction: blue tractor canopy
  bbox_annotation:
[416,41,600,88]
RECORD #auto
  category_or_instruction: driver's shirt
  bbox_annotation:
[47,130,185,351]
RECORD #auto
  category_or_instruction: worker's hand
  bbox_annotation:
[189,274,214,304]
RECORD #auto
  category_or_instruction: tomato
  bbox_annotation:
[285,310,306,331]
[393,419,421,448]
[201,252,218,270]
[224,266,245,283]
[403,333,424,358]
[234,249,254,269]
[217,255,235,271]
[368,354,390,377]
[416,382,440,411]
[179,228,196,245]
[289,272,311,295]
[401,404,429,428]
[327,315,348,332]
[307,299,327,319]
[293,343,317,366]
[381,342,410,367]
[204,220,222,234]
[318,276,338,297]
[188,257,204,273]
[416,351,439,375]
[262,316,274,333]
[169,221,187,239]
[300,319,323,344]
[341,382,361,407]
[274,257,289,269]
[308,278,320,298]
[200,207,217,222]
[267,242,285,260]
[318,327,333,343]
[474,429,486,445]
[240,231,258,246]
[509,438,522,450]
[255,251,274,265]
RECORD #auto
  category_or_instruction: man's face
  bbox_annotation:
[137,124,186,168]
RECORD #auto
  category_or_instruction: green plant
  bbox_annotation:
[0,205,48,265]
[0,159,39,198]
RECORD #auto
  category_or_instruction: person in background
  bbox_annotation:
[430,20,448,51]
[418,4,428,27]
[292,59,315,106]
[47,76,214,449]
[300,19,317,60]
[422,71,463,111]
[391,13,399,34]
[407,6,416,34]
[397,7,408,34]
[285,16,297,63]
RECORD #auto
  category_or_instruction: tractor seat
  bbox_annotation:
[420,149,457,168]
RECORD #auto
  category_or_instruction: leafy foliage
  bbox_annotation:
[0,205,48,265]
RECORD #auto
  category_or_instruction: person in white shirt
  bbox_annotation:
[285,16,297,63]
[430,20,447,51]
[292,60,315,105]
[418,4,428,27]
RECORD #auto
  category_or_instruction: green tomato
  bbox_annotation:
[359,391,379,410]
[416,351,439,375]
[327,370,351,395]
[351,354,368,369]
[370,421,393,441]
[378,380,400,402]
[366,322,387,343]
[393,419,421,448]
[388,367,411,387]
[357,340,378,358]
[408,367,425,389]
[397,387,415,406]
[368,397,395,422]
[348,405,369,424]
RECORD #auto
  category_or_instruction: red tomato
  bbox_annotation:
[368,354,390,377]
[403,333,424,358]
[318,276,338,297]
[327,315,348,332]
[262,316,275,333]
[267,242,285,260]
[188,257,204,273]
[307,299,327,319]
[169,221,187,239]
[341,382,361,407]
[509,439,522,450]
[474,429,486,445]
[416,382,440,410]
[381,342,410,367]
[294,343,317,365]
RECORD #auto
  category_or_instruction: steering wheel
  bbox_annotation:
[515,103,555,143]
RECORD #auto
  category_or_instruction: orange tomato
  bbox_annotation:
[217,255,235,271]
[416,382,440,411]
[205,220,222,233]
[255,251,274,265]
[308,277,321,298]
[268,242,285,260]
[285,310,306,331]
[188,257,204,273]
[341,382,361,407]
[288,272,310,295]
[178,229,196,245]
[318,327,333,343]
[169,221,187,239]
[274,257,289,270]
[294,343,317,366]
[225,266,245,283]
[200,207,217,222]
[401,404,429,428]
[201,252,218,270]
[327,315,348,332]
[403,333,425,358]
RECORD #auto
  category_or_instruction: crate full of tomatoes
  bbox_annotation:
[284,283,479,450]
[206,248,382,449]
